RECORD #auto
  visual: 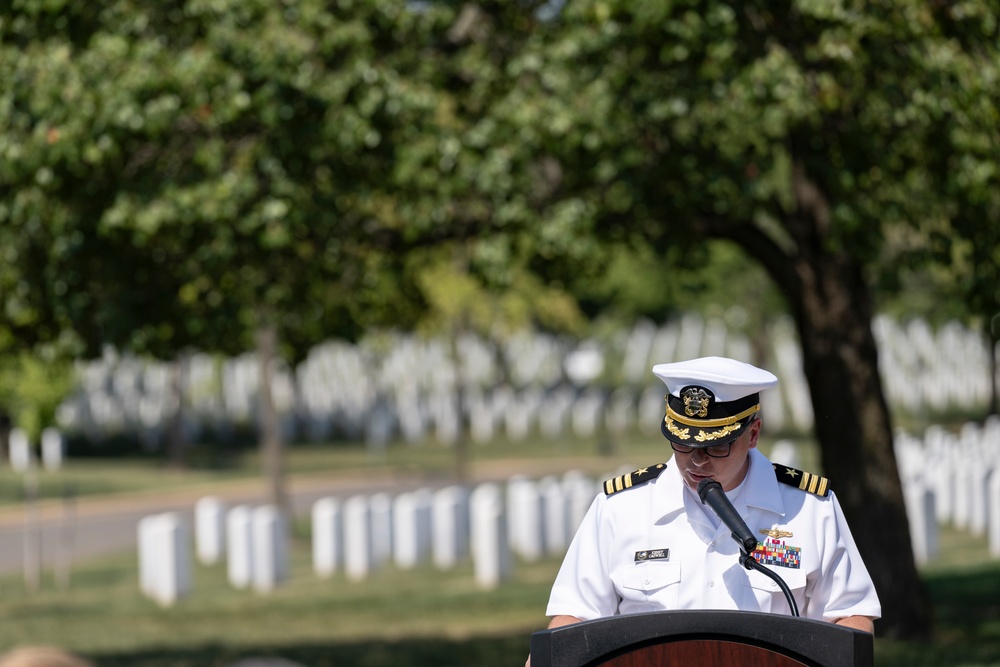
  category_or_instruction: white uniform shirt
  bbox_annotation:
[546,449,882,623]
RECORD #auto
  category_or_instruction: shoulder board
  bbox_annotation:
[604,464,667,497]
[772,462,830,497]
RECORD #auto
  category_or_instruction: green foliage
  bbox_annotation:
[0,353,75,441]
[3,0,997,358]
[411,244,587,342]
[0,0,486,362]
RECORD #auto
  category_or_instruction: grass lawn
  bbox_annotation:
[0,533,559,666]
[0,524,997,667]
[874,527,1000,667]
[0,436,995,666]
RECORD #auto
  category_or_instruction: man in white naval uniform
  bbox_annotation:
[527,357,880,666]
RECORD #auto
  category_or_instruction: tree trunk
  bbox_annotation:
[450,327,470,482]
[0,410,11,463]
[789,251,932,639]
[715,194,934,639]
[165,354,188,469]
[257,325,288,514]
[988,318,999,417]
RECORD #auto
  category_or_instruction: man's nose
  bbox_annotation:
[689,449,711,465]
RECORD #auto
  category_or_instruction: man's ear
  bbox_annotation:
[747,418,762,450]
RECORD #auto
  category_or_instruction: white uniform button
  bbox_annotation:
[644,578,651,585]
[709,581,715,588]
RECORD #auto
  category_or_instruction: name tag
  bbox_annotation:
[634,549,670,562]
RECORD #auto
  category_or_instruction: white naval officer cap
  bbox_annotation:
[652,356,778,447]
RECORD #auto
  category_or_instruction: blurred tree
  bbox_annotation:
[0,353,75,446]
[0,0,459,505]
[409,242,586,478]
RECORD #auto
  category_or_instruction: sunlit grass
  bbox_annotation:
[2,522,997,666]
[874,526,1000,666]
[6,433,989,666]
[0,533,560,666]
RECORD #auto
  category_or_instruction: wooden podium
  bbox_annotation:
[529,610,873,667]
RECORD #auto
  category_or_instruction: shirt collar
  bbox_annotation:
[655,448,785,520]
[745,448,786,515]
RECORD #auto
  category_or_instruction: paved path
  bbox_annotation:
[0,457,615,578]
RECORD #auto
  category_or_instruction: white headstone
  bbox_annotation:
[564,346,604,385]
[969,464,992,537]
[138,512,191,606]
[312,497,342,578]
[195,496,227,565]
[768,440,800,468]
[952,460,974,529]
[604,388,635,437]
[622,320,656,384]
[929,444,956,524]
[507,477,543,562]
[9,427,32,472]
[571,389,604,439]
[673,313,705,362]
[504,397,531,442]
[538,388,573,440]
[989,470,1000,558]
[251,505,288,593]
[343,495,373,582]
[467,389,496,444]
[369,493,393,567]
[40,427,64,471]
[701,318,728,358]
[562,471,596,534]
[470,483,511,589]
[648,324,679,369]
[903,481,938,565]
[393,489,432,569]
[638,386,666,436]
[539,476,567,556]
[226,505,254,589]
[137,515,158,597]
[432,486,469,570]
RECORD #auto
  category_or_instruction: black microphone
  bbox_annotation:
[697,478,758,553]
[697,478,800,617]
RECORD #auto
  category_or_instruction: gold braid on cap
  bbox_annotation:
[665,403,760,428]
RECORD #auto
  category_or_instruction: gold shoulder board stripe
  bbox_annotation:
[604,464,666,497]
[772,462,830,497]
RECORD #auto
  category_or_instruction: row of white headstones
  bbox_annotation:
[895,417,1000,565]
[5,427,65,472]
[53,314,998,450]
[138,471,597,607]
[138,419,1000,607]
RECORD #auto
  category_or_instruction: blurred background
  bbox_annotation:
[1,1,998,665]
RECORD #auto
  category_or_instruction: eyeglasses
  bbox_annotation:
[669,442,734,458]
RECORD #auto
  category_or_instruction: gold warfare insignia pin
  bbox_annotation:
[760,528,794,539]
